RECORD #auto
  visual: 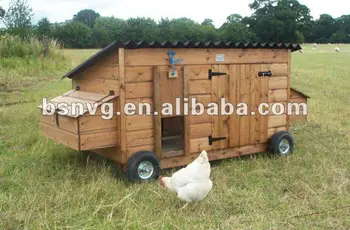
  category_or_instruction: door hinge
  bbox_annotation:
[208,135,227,145]
[258,71,272,77]
[208,69,227,80]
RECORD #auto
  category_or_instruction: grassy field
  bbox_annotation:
[0,44,349,229]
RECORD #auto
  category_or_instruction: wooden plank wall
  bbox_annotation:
[153,66,162,159]
[80,129,119,151]
[289,89,308,122]
[124,65,155,159]
[161,143,267,169]
[121,48,290,159]
[266,63,289,138]
[40,90,120,156]
[72,54,120,95]
[185,65,213,154]
[183,67,190,155]
[287,50,292,129]
[216,65,230,150]
[228,64,270,147]
[124,48,288,66]
[41,122,80,150]
[159,66,184,116]
[40,113,119,152]
[185,62,289,154]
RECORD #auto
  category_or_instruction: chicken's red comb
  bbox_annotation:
[158,176,165,187]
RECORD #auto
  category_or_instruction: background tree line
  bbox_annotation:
[1,0,350,48]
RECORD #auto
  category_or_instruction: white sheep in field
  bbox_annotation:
[313,43,318,48]
[335,47,340,52]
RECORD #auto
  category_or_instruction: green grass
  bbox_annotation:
[0,35,69,104]
[0,45,349,229]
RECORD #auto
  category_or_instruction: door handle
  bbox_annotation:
[258,71,272,77]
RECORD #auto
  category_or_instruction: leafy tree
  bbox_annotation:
[158,18,172,40]
[313,14,335,43]
[249,0,276,10]
[73,9,100,28]
[298,19,315,42]
[2,0,350,47]
[201,25,219,41]
[295,30,305,43]
[56,21,92,48]
[247,0,311,42]
[160,18,218,41]
[36,17,51,36]
[3,0,33,32]
[226,14,243,23]
[219,14,255,42]
[255,16,284,41]
[126,17,160,41]
[331,15,350,43]
[168,18,204,41]
[201,18,215,27]
[0,6,5,19]
[92,16,128,46]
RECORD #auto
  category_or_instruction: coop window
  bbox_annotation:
[161,116,184,157]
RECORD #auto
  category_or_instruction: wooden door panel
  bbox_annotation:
[238,64,251,146]
[159,66,183,116]
[211,65,229,150]
[228,64,270,147]
[186,63,270,153]
[185,65,213,154]
[218,65,229,149]
[249,64,261,144]
[228,65,240,147]
[259,64,269,143]
[211,65,220,150]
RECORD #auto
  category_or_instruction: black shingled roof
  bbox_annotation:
[63,41,302,79]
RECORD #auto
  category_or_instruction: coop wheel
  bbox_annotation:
[268,131,294,156]
[126,151,160,182]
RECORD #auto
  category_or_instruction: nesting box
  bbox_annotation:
[39,41,309,181]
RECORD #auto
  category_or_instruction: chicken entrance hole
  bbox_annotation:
[161,116,184,157]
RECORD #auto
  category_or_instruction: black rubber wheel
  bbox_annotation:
[125,151,160,182]
[268,131,294,156]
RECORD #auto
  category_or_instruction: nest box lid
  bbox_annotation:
[38,90,118,118]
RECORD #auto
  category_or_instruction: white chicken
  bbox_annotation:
[159,150,213,208]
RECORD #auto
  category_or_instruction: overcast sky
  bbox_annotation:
[1,0,349,28]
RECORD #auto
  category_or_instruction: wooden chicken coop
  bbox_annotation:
[40,41,309,181]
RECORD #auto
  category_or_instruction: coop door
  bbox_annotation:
[210,65,230,150]
[153,66,185,158]
[185,64,270,154]
[227,64,269,148]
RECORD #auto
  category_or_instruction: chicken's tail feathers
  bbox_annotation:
[199,150,209,162]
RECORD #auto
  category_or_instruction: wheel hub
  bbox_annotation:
[137,161,154,180]
[279,139,290,155]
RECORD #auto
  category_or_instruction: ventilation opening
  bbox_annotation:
[162,116,184,157]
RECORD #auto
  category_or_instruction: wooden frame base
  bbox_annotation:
[160,143,267,169]
[89,143,267,170]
